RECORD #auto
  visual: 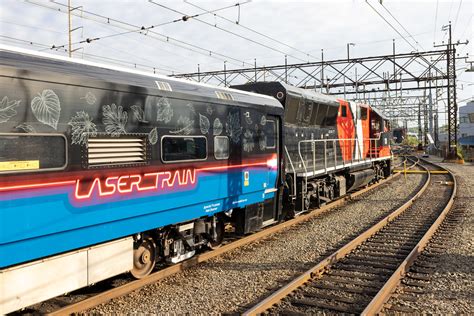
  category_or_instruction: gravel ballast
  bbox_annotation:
[387,160,473,314]
[89,170,425,314]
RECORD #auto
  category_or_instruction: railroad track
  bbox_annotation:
[243,157,456,315]
[382,196,467,313]
[26,157,413,315]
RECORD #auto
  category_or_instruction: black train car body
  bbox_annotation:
[0,46,283,313]
[232,82,392,215]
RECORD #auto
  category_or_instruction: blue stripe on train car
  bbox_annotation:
[0,166,278,268]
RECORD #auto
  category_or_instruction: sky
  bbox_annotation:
[0,0,473,126]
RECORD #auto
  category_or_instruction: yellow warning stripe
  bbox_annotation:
[0,160,40,171]
[393,170,449,174]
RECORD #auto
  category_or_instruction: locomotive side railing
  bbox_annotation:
[284,145,297,200]
[297,136,382,179]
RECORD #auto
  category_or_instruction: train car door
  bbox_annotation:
[353,102,364,161]
[359,105,370,158]
[262,115,280,226]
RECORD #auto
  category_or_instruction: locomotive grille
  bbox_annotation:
[155,81,172,91]
[215,91,234,100]
[87,137,147,166]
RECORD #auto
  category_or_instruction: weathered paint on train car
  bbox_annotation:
[0,46,284,268]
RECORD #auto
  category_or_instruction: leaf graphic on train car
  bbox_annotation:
[68,111,98,145]
[213,118,223,136]
[258,130,267,150]
[80,92,97,105]
[186,103,196,115]
[170,116,194,135]
[199,113,210,134]
[131,104,144,122]
[156,97,173,123]
[206,105,213,115]
[102,104,127,136]
[226,111,242,143]
[16,123,36,133]
[148,127,158,145]
[244,113,253,125]
[31,89,61,130]
[243,129,255,152]
[0,96,21,123]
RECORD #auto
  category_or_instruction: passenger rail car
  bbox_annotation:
[232,82,392,216]
[0,46,392,314]
[0,46,283,314]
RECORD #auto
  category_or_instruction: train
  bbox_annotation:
[0,45,391,314]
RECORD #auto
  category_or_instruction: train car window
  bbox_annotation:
[361,107,368,120]
[214,136,229,160]
[341,105,347,117]
[295,98,305,124]
[314,103,327,126]
[302,99,313,125]
[323,106,338,126]
[0,133,67,173]
[284,95,299,124]
[264,120,276,149]
[162,136,207,162]
[310,102,320,125]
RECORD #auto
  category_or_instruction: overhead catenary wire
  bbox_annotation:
[46,0,252,49]
[148,0,310,63]
[0,35,181,74]
[452,0,463,32]
[365,0,418,52]
[184,0,321,62]
[379,2,424,50]
[433,0,439,43]
[25,0,253,67]
[0,18,184,73]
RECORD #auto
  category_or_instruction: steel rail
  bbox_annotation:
[361,158,457,315]
[243,156,433,316]
[47,159,409,315]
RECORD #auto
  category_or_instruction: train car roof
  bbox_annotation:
[370,106,389,120]
[0,44,282,110]
[277,81,340,106]
[232,81,340,107]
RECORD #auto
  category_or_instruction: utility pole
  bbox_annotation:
[347,43,355,61]
[434,21,469,158]
[223,61,227,86]
[197,64,201,82]
[68,0,72,57]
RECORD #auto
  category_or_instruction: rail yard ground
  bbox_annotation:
[83,157,472,315]
[387,157,473,314]
[88,161,426,314]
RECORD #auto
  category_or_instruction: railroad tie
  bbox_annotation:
[291,298,361,313]
[402,278,429,287]
[342,258,399,270]
[311,282,379,296]
[297,291,362,304]
[328,270,385,282]
[320,275,384,289]
[394,293,420,302]
[339,265,392,276]
[389,304,417,313]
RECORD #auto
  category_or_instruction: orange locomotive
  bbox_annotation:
[233,82,392,216]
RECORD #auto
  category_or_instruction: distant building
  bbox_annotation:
[458,100,474,161]
[459,101,474,138]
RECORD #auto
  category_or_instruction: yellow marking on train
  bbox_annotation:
[0,160,40,171]
[393,170,449,174]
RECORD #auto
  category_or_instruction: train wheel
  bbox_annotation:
[131,237,156,279]
[208,216,225,249]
